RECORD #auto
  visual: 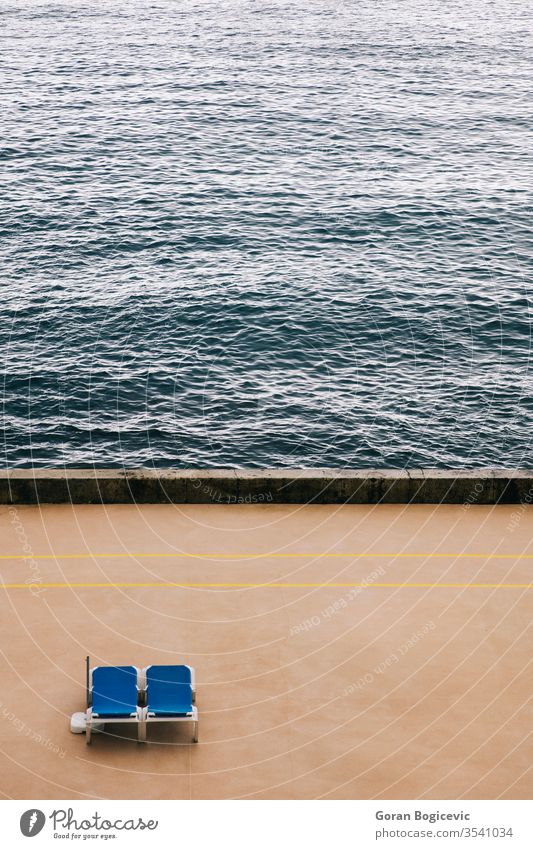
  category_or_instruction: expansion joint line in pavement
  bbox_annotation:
[1,582,532,589]
[1,552,533,561]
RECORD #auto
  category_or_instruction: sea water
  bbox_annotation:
[1,0,531,468]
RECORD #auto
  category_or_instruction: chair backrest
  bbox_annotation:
[145,665,193,713]
[91,666,138,716]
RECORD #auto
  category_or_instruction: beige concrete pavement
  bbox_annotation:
[0,503,531,799]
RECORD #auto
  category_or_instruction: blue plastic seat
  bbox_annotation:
[91,666,138,718]
[146,665,194,716]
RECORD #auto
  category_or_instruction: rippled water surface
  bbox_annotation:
[1,0,532,468]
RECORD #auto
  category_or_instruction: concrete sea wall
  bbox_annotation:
[0,469,532,504]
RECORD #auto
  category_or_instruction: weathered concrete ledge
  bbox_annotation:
[0,469,532,505]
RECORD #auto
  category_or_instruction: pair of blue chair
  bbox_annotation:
[85,664,198,744]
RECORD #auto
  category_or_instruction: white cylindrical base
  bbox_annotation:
[70,712,104,734]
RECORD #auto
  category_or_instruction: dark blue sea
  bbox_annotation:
[1,0,531,469]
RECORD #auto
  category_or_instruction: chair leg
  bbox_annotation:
[193,717,198,743]
[86,715,92,745]
[138,712,147,743]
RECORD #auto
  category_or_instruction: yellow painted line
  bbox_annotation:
[2,582,532,589]
[2,552,533,561]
